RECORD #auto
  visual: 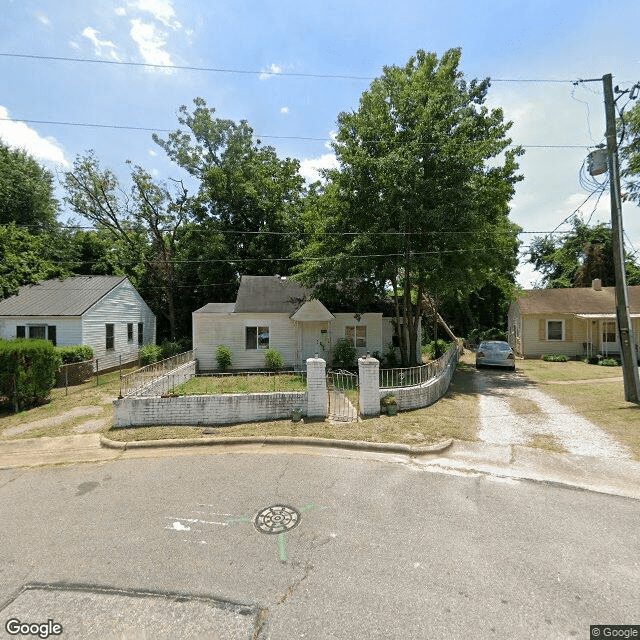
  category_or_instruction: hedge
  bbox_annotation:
[0,339,62,411]
[56,344,94,364]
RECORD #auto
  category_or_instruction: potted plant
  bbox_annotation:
[291,408,303,422]
[381,394,398,416]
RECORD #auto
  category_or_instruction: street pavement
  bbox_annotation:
[0,443,638,639]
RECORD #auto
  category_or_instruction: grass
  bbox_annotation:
[507,396,542,416]
[516,358,623,382]
[520,361,640,461]
[528,433,568,454]
[169,373,307,395]
[0,367,136,441]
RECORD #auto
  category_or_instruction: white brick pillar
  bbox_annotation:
[358,355,380,417]
[306,357,328,418]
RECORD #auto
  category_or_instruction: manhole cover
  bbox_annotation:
[254,505,301,534]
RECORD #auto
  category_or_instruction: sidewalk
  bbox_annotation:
[1,433,639,500]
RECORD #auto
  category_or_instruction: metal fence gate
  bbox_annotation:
[327,370,359,421]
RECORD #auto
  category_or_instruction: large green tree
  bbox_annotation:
[63,152,190,340]
[153,97,305,281]
[620,98,640,204]
[294,49,523,364]
[0,141,59,233]
[528,217,640,288]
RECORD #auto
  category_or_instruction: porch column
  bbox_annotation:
[358,355,380,417]
[306,357,328,419]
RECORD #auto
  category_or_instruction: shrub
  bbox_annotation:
[139,344,163,366]
[216,345,233,371]
[56,344,94,364]
[264,348,284,372]
[384,343,397,367]
[598,358,619,367]
[332,338,357,369]
[0,339,62,411]
[160,341,182,359]
[542,354,568,362]
[425,339,450,360]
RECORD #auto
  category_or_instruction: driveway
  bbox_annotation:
[475,367,631,459]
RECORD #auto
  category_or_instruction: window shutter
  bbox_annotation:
[565,319,573,342]
[539,319,546,341]
[17,326,25,338]
[47,325,57,346]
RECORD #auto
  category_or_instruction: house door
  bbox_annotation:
[301,322,330,363]
[601,320,618,354]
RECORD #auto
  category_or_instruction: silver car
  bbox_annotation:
[476,340,516,371]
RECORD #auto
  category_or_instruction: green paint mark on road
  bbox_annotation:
[300,502,317,513]
[278,532,287,562]
[227,516,251,525]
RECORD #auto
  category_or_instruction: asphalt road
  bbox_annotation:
[0,448,638,639]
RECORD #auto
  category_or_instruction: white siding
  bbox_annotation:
[194,313,297,370]
[82,279,156,369]
[332,313,383,360]
[0,317,82,344]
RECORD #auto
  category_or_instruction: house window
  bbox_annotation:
[28,325,46,340]
[346,325,367,348]
[16,326,26,339]
[602,320,617,343]
[546,320,564,341]
[245,326,269,350]
[138,323,144,345]
[47,325,57,346]
[128,323,134,342]
[106,324,115,351]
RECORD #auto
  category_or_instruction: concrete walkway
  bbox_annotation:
[1,433,639,501]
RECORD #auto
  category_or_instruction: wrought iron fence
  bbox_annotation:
[327,369,359,421]
[379,343,461,389]
[120,350,195,397]
[166,370,308,396]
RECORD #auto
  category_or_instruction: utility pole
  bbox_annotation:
[602,73,640,404]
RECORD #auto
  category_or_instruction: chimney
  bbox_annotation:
[592,279,602,291]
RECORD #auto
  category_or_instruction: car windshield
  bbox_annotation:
[481,342,511,351]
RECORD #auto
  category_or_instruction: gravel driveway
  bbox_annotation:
[475,367,631,459]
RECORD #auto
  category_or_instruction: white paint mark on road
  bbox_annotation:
[171,521,190,531]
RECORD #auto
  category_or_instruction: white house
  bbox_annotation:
[193,275,419,370]
[0,275,156,371]
[508,279,640,359]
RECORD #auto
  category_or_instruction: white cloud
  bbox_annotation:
[299,152,339,184]
[259,63,282,81]
[129,19,173,69]
[35,12,51,26]
[115,7,127,16]
[0,106,70,168]
[82,27,121,61]
[128,0,181,30]
[280,107,290,115]
[148,149,157,156]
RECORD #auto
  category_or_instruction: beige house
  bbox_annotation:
[508,279,640,359]
[193,275,418,370]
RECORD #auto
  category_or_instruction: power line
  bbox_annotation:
[0,52,580,84]
[0,116,593,149]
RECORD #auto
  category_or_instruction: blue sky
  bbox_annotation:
[1,0,640,287]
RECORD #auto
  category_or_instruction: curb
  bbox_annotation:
[99,434,454,456]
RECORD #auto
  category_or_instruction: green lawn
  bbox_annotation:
[169,373,307,395]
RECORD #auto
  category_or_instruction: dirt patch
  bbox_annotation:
[3,407,103,437]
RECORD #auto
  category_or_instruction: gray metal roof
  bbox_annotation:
[516,286,640,315]
[0,276,128,317]
[233,276,311,314]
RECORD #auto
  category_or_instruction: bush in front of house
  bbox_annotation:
[332,338,357,369]
[542,354,568,362]
[160,341,182,359]
[0,339,62,411]
[216,345,233,371]
[424,339,451,360]
[598,358,620,367]
[264,348,284,372]
[56,345,94,364]
[139,344,163,366]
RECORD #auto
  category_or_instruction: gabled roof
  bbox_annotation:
[194,303,236,314]
[515,286,640,315]
[233,276,311,314]
[0,275,128,317]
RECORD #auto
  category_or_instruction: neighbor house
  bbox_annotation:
[0,275,156,371]
[193,275,419,370]
[508,279,640,359]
